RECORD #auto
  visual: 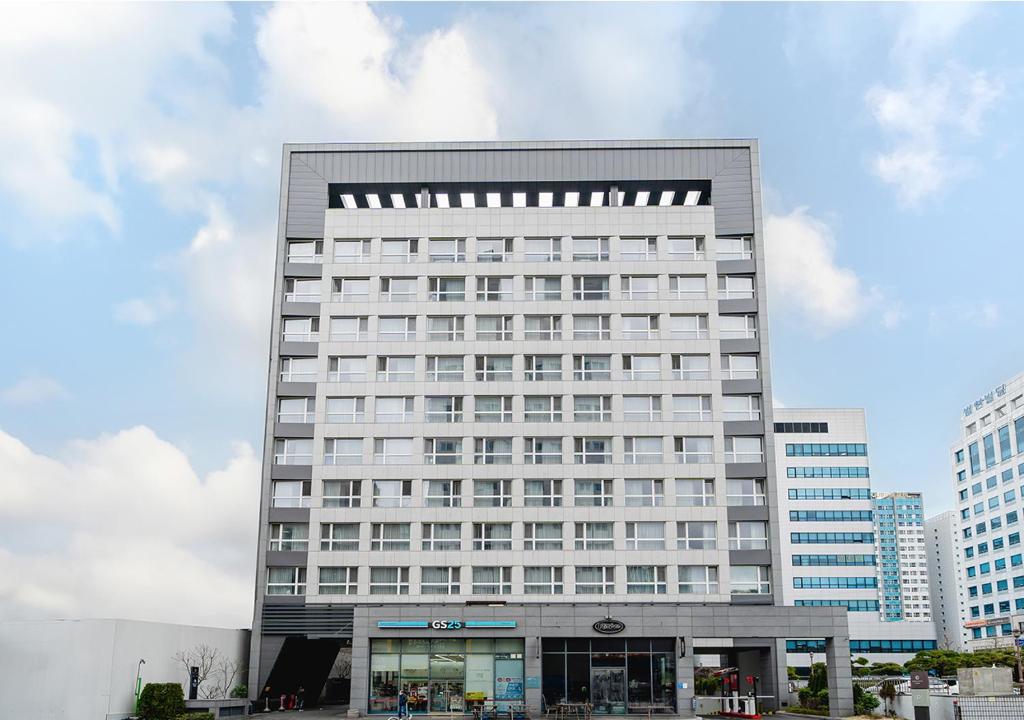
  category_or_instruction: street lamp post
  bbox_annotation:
[135,659,146,713]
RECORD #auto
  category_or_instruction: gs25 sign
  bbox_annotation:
[431,620,465,630]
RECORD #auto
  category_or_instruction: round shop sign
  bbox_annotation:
[592,618,625,634]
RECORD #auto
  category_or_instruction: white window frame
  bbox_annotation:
[475,355,513,381]
[282,317,319,343]
[427,315,465,341]
[673,354,710,380]
[624,437,663,464]
[423,480,462,508]
[626,566,667,594]
[730,565,771,595]
[380,238,418,263]
[524,479,563,507]
[678,521,717,550]
[370,523,411,551]
[378,316,417,341]
[722,354,758,380]
[574,479,613,507]
[675,436,713,464]
[524,567,563,595]
[678,565,719,594]
[726,478,767,507]
[285,278,321,303]
[720,315,757,339]
[525,395,563,422]
[716,236,753,261]
[573,355,611,381]
[525,355,562,381]
[369,566,410,595]
[722,395,762,421]
[274,438,313,465]
[477,237,513,263]
[280,357,318,383]
[524,275,562,300]
[676,478,715,507]
[572,315,611,340]
[271,480,309,508]
[574,437,611,464]
[428,238,466,263]
[669,275,708,300]
[625,522,666,550]
[323,479,361,508]
[525,315,562,340]
[287,240,323,264]
[667,236,704,261]
[428,276,466,301]
[426,355,464,381]
[524,237,561,262]
[621,276,658,300]
[269,522,309,552]
[572,275,610,300]
[729,521,769,550]
[718,275,755,300]
[474,437,513,465]
[471,566,512,595]
[267,567,307,595]
[320,523,359,551]
[725,436,764,463]
[622,314,659,340]
[525,437,563,464]
[425,396,463,423]
[325,397,364,423]
[623,355,660,380]
[476,276,513,301]
[319,566,358,595]
[333,238,371,263]
[575,566,615,594]
[476,315,513,341]
[373,437,414,465]
[422,524,462,551]
[324,437,363,465]
[371,481,412,509]
[673,395,712,422]
[524,522,563,550]
[669,314,709,339]
[279,397,315,424]
[474,479,512,507]
[623,396,661,422]
[473,523,513,551]
[329,356,366,382]
[620,236,657,261]
[474,396,513,423]
[573,396,612,422]
[376,356,414,382]
[572,236,609,262]
[380,277,417,302]
[424,437,463,465]
[329,316,368,341]
[421,567,460,595]
[575,522,614,550]
[374,397,414,423]
[332,277,369,302]
[624,478,664,507]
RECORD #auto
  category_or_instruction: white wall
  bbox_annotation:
[0,619,249,720]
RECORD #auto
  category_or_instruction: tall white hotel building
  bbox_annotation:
[249,140,855,716]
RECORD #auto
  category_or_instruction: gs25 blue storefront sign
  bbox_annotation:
[377,620,518,630]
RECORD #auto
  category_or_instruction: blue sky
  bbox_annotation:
[0,2,1021,625]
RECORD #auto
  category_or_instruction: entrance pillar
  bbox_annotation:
[825,636,854,716]
[525,635,543,715]
[675,636,695,713]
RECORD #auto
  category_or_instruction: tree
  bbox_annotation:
[853,683,880,715]
[173,644,244,700]
[905,648,1018,680]
[137,683,185,720]
[807,662,828,693]
[877,680,897,717]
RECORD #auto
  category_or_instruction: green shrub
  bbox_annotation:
[853,683,880,714]
[137,683,185,720]
[230,684,248,699]
[785,707,830,717]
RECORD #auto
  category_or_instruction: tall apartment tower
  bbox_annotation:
[950,372,1024,649]
[773,408,935,670]
[925,510,968,650]
[251,140,853,716]
[871,492,930,622]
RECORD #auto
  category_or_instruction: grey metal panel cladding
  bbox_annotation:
[266,550,308,567]
[727,506,771,522]
[268,507,311,523]
[279,341,319,357]
[725,462,768,478]
[270,464,313,480]
[274,422,315,439]
[281,301,320,316]
[284,142,754,238]
[717,259,756,275]
[284,263,323,278]
[730,550,772,566]
[723,420,764,435]
[262,603,355,637]
[277,381,317,397]
[720,338,760,354]
[722,379,762,395]
[719,298,758,315]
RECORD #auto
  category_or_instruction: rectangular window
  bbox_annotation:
[369,567,409,595]
[623,395,661,421]
[524,237,561,262]
[722,395,761,421]
[279,397,315,424]
[423,479,461,508]
[424,438,462,465]
[524,522,563,550]
[984,434,997,468]
[333,238,370,263]
[573,395,612,422]
[624,478,664,506]
[667,236,704,261]
[676,478,715,506]
[477,237,513,262]
[476,315,513,341]
[524,479,562,507]
[969,442,982,475]
[624,437,663,464]
[267,567,306,596]
[575,566,615,594]
[428,238,466,263]
[370,522,410,550]
[274,438,313,465]
[473,523,513,551]
[573,355,611,381]
[282,317,319,343]
[525,315,562,340]
[622,314,659,339]
[426,355,463,381]
[525,437,563,464]
[320,523,359,551]
[272,480,310,508]
[525,395,562,422]
[372,480,411,508]
[380,238,417,262]
[525,355,562,381]
[574,437,611,464]
[673,354,710,380]
[669,314,709,339]
[471,566,512,595]
[318,567,357,595]
[524,567,563,595]
[678,521,717,550]
[716,236,753,260]
[269,523,309,552]
[678,565,718,594]
[330,316,368,341]
[572,314,611,340]
[380,276,417,302]
[425,396,463,423]
[575,522,614,550]
[378,316,416,341]
[722,354,758,380]
[324,438,363,465]
[727,478,766,506]
[626,566,667,594]
[620,236,657,260]
[323,479,360,508]
[287,240,323,264]
[720,315,757,339]
[285,278,321,303]
[623,355,660,380]
[331,277,369,302]
[621,276,658,300]
[427,316,465,341]
[422,523,462,551]
[376,356,415,382]
[474,479,512,507]
[730,566,771,594]
[573,275,610,300]
[329,356,366,382]
[325,397,363,423]
[475,355,513,381]
[673,395,711,422]
[575,479,613,507]
[280,357,318,383]
[669,275,707,300]
[999,425,1013,461]
[476,276,513,301]
[421,567,460,595]
[725,436,764,463]
[524,276,562,300]
[572,237,609,261]
[730,521,769,550]
[674,436,713,463]
[474,396,513,423]
[625,521,665,550]
[718,275,755,300]
[375,397,414,422]
[373,437,414,465]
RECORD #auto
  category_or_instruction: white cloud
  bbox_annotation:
[113,291,176,326]
[866,5,1004,205]
[928,300,1000,332]
[1,373,69,406]
[763,208,876,332]
[0,427,258,625]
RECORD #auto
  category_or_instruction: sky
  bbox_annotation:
[1,2,1022,628]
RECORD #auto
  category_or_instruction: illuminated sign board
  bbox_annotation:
[377,620,517,630]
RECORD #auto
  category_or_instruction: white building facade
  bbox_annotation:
[951,372,1024,649]
[872,492,931,622]
[925,510,968,650]
[774,408,936,670]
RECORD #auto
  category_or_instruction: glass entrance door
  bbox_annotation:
[429,681,466,712]
[590,667,626,714]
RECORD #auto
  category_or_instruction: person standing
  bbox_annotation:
[297,686,306,712]
[398,686,409,718]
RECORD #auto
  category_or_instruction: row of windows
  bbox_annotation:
[965,548,1024,578]
[794,600,880,612]
[773,422,829,434]
[281,353,759,383]
[269,519,770,552]
[961,418,1024,476]
[785,443,867,457]
[971,622,1019,640]
[787,488,871,500]
[789,511,873,522]
[786,467,869,479]
[279,394,763,425]
[791,554,876,566]
[281,313,759,343]
[288,235,750,265]
[787,640,937,654]
[964,532,1022,560]
[969,594,1024,617]
[792,577,877,589]
[266,563,770,597]
[270,478,769,509]
[790,533,875,544]
[962,509,1019,539]
[287,274,757,304]
[272,436,768,467]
